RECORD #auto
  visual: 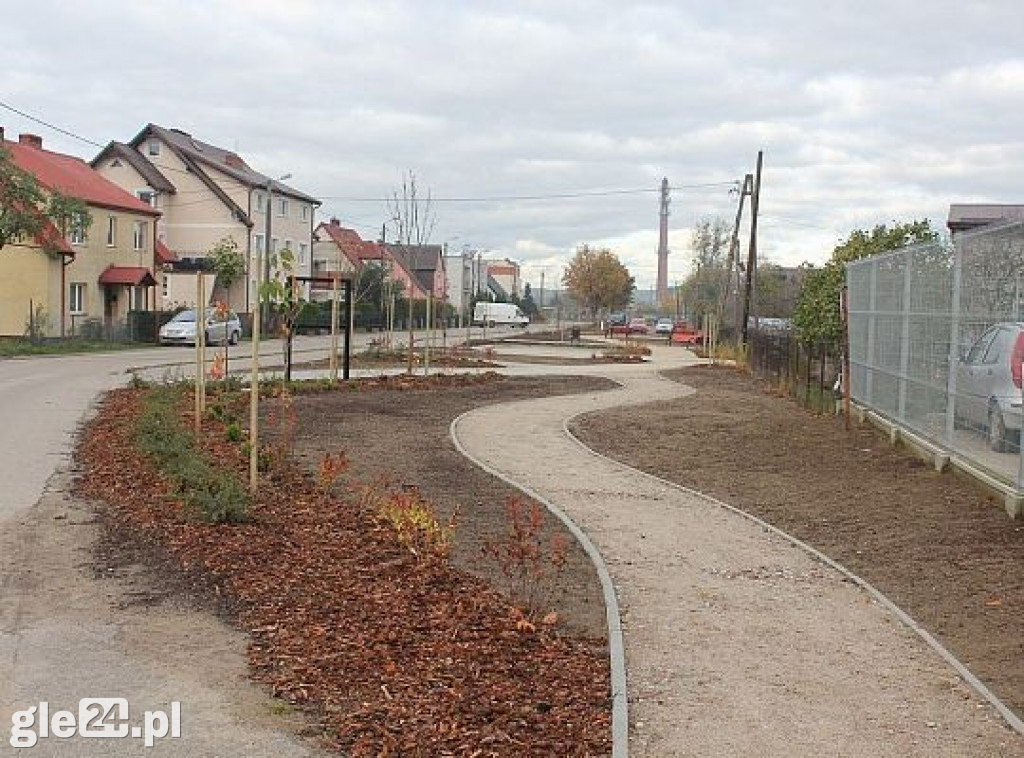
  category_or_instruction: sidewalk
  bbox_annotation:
[452,345,1024,757]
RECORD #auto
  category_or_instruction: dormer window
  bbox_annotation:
[148,140,161,156]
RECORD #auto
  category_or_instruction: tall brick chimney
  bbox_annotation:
[19,133,42,149]
[0,126,5,143]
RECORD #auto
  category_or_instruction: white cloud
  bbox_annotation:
[2,0,1024,288]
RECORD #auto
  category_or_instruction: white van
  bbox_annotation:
[473,302,529,328]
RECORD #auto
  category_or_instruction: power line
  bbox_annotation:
[0,100,105,148]
[324,182,736,204]
[1,100,739,207]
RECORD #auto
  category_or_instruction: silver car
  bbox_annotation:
[159,307,242,346]
[954,322,1024,451]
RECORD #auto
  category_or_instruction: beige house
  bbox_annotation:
[93,124,320,312]
[0,129,160,338]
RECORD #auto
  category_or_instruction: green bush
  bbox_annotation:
[135,386,248,523]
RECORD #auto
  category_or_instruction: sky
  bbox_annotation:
[2,0,1023,290]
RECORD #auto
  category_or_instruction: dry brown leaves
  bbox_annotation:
[76,384,611,757]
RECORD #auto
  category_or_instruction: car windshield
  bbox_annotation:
[171,310,197,323]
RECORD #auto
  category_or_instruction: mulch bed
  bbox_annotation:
[569,363,1024,718]
[76,374,611,757]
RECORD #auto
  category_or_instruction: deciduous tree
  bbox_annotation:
[562,244,634,316]
[793,220,939,346]
[0,146,91,253]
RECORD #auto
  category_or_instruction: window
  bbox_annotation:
[161,276,168,299]
[133,221,147,251]
[253,191,264,213]
[137,190,155,207]
[271,237,279,254]
[106,216,117,246]
[298,242,308,264]
[132,287,146,310]
[253,234,265,253]
[69,213,87,245]
[148,140,160,156]
[284,239,293,255]
[301,205,309,221]
[69,283,86,314]
[277,198,288,217]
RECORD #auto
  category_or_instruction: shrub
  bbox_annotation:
[135,386,248,523]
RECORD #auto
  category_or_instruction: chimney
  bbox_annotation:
[223,152,245,169]
[0,126,5,143]
[19,133,42,149]
[330,217,340,227]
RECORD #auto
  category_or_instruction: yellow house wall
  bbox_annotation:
[0,243,59,337]
[63,204,157,335]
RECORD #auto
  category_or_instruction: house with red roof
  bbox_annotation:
[312,219,428,302]
[0,128,161,338]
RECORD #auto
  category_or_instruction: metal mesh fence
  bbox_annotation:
[847,222,1024,490]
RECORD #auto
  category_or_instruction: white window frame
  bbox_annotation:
[106,216,117,247]
[270,237,279,254]
[284,239,293,254]
[253,191,264,213]
[132,221,146,251]
[298,242,308,264]
[277,198,288,217]
[253,233,265,254]
[301,205,309,221]
[148,140,160,156]
[69,213,87,245]
[69,283,86,314]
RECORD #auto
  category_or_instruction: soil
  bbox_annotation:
[568,363,1024,718]
[288,373,615,639]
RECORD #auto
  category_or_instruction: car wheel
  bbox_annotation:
[229,330,240,345]
[988,407,1008,453]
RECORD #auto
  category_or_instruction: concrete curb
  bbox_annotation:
[449,407,630,758]
[562,374,1024,738]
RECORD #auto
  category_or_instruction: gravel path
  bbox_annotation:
[452,345,1024,757]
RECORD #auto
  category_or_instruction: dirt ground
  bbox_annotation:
[569,363,1024,718]
[288,374,616,639]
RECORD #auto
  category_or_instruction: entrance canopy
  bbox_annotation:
[98,266,157,287]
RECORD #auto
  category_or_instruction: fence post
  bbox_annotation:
[865,262,878,408]
[944,242,963,446]
[897,247,913,422]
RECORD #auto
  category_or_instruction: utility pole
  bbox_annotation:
[741,151,763,346]
[540,270,545,320]
[724,174,753,330]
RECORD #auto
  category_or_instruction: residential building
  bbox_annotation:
[385,243,446,300]
[0,129,160,337]
[312,220,427,301]
[93,124,320,311]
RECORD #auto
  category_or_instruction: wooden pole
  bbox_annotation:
[194,272,204,430]
[741,152,763,346]
[425,293,432,375]
[407,294,415,374]
[249,239,262,492]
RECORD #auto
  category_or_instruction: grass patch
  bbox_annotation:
[0,337,141,357]
[135,385,248,523]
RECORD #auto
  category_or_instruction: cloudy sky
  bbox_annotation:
[2,0,1023,289]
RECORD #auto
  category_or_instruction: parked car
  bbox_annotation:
[159,307,242,346]
[628,318,649,335]
[953,322,1024,451]
[670,321,703,346]
[654,317,674,335]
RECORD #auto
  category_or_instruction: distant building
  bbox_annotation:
[947,204,1024,238]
